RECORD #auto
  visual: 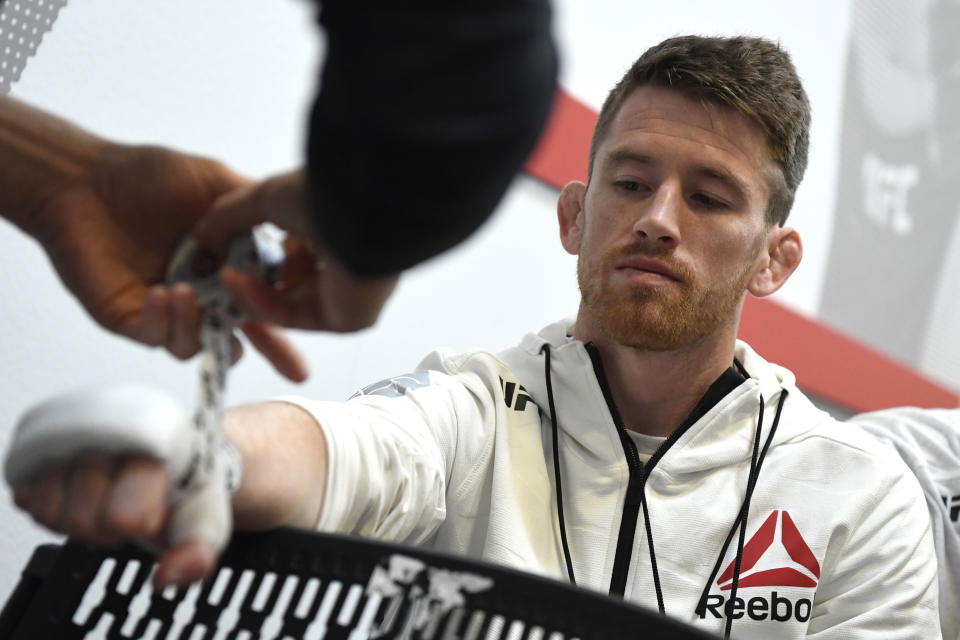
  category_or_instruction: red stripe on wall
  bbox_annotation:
[738,297,958,411]
[524,88,595,187]
[524,89,960,412]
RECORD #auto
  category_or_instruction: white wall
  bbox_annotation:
[0,0,856,604]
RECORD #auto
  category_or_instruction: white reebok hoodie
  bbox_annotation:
[286,320,940,639]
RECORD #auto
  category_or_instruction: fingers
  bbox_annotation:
[62,455,120,539]
[21,466,68,529]
[103,457,170,541]
[192,183,266,248]
[221,267,312,329]
[241,323,309,383]
[168,283,201,359]
[139,286,171,347]
[221,254,397,334]
[136,279,304,382]
[135,284,202,359]
[13,456,170,544]
[14,456,220,588]
[193,170,312,247]
[154,538,218,589]
[158,270,306,381]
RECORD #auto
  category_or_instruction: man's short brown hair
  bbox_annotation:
[589,35,811,226]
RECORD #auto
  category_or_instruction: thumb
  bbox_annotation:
[154,538,219,588]
[155,479,232,588]
[192,183,267,248]
[194,170,310,247]
[167,479,233,552]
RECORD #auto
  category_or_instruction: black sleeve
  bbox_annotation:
[305,0,558,277]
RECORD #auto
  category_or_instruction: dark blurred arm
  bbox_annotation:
[307,0,558,276]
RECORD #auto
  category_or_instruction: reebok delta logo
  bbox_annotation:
[700,510,821,623]
[718,510,820,589]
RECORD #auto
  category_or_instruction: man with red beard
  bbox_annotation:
[10,36,940,639]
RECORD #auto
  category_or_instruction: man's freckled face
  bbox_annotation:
[575,86,775,350]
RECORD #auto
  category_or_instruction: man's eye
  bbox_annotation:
[691,193,728,209]
[615,180,647,193]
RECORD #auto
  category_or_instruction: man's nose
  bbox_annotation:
[633,184,681,247]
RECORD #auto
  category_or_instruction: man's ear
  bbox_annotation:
[558,181,587,255]
[747,226,803,297]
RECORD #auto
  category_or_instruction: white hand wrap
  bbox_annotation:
[3,384,239,552]
[4,227,281,555]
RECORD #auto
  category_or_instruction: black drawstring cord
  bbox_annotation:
[640,485,666,613]
[695,389,788,640]
[724,390,787,639]
[724,393,766,640]
[541,344,577,585]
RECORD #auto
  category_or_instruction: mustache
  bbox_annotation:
[603,243,694,282]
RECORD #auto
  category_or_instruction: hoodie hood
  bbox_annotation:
[497,319,834,475]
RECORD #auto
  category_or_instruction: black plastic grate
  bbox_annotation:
[1,527,719,639]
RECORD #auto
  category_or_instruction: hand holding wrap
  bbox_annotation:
[4,225,284,564]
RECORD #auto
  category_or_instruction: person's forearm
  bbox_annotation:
[0,94,110,235]
[225,401,328,531]
[307,1,557,277]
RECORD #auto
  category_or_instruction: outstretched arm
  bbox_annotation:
[229,401,328,532]
[11,361,493,588]
[12,400,329,587]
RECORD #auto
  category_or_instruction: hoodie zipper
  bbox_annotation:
[585,343,645,597]
[585,343,746,601]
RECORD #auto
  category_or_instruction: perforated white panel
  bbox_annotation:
[0,0,69,94]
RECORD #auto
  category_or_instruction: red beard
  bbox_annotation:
[577,242,755,351]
